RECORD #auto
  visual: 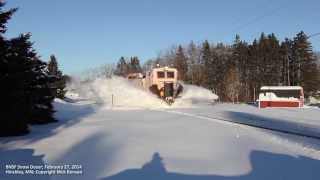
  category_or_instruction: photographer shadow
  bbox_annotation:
[101,151,320,180]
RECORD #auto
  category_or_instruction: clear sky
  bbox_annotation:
[3,0,320,74]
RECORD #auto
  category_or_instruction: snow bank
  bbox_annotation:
[69,76,218,109]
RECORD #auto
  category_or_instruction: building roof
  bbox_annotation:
[152,66,178,72]
[260,86,303,90]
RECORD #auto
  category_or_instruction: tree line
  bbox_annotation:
[114,56,142,77]
[116,32,319,102]
[0,1,66,136]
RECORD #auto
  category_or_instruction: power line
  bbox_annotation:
[308,33,320,39]
[227,0,276,29]
[222,0,290,40]
[307,33,320,51]
[231,4,285,33]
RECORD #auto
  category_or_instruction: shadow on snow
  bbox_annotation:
[0,132,118,180]
[52,133,118,180]
[101,151,320,180]
[0,100,96,144]
[225,111,320,140]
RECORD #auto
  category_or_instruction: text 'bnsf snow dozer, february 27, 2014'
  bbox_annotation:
[127,66,183,105]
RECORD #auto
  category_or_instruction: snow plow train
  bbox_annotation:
[127,66,183,105]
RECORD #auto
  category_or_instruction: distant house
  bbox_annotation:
[257,86,304,108]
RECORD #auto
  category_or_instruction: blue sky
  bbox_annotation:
[3,0,320,74]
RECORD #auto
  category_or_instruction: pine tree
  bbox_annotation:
[0,1,17,34]
[292,31,320,96]
[0,2,56,135]
[174,45,188,81]
[268,33,282,85]
[231,35,251,101]
[0,2,30,136]
[201,40,212,88]
[129,56,142,74]
[48,55,66,99]
[248,38,259,88]
[29,56,56,124]
[9,34,56,125]
[115,56,128,77]
[211,43,232,99]
[48,55,59,76]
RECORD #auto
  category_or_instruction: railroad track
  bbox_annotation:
[158,109,320,140]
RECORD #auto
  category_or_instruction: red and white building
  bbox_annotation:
[257,86,304,108]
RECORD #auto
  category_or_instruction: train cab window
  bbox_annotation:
[157,71,165,78]
[167,71,174,78]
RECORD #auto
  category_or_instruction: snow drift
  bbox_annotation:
[67,76,218,108]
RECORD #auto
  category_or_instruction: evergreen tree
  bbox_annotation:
[250,33,281,86]
[8,34,56,125]
[211,43,232,99]
[292,31,320,96]
[231,35,250,101]
[0,1,17,34]
[174,45,188,81]
[129,56,142,74]
[0,2,56,136]
[0,2,29,136]
[248,38,259,88]
[201,40,212,88]
[115,56,128,77]
[268,33,282,85]
[48,55,66,99]
[48,55,59,76]
[29,56,56,124]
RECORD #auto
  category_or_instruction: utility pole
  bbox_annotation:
[287,54,290,86]
[253,87,256,102]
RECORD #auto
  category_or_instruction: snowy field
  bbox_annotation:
[1,77,320,180]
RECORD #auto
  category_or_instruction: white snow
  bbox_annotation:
[1,79,320,180]
[258,92,300,101]
[308,96,320,104]
[260,86,303,90]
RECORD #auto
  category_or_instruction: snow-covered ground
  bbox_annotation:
[1,78,320,180]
